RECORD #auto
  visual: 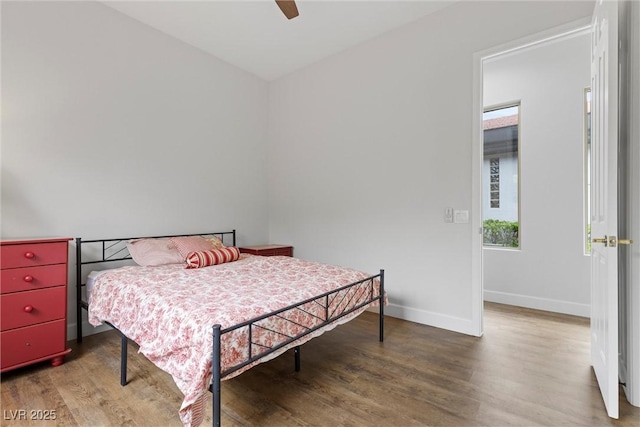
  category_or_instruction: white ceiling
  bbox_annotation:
[102,0,458,81]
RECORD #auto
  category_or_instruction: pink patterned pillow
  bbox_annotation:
[127,238,183,266]
[170,236,221,260]
[185,247,241,269]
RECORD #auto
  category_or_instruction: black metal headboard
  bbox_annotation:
[75,229,236,342]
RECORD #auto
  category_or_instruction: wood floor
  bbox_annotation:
[2,303,639,426]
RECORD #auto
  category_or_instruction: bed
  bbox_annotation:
[75,230,385,427]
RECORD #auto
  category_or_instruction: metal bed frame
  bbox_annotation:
[75,230,385,427]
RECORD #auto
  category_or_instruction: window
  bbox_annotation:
[584,88,591,254]
[483,104,520,248]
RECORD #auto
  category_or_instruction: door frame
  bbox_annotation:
[619,0,640,407]
[470,17,592,337]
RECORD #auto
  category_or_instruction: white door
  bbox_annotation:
[590,0,619,419]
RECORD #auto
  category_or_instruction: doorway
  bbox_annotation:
[470,19,593,337]
[481,28,592,317]
[473,4,640,412]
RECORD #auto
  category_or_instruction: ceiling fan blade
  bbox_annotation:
[275,0,299,19]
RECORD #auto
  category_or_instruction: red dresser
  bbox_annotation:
[1,237,72,372]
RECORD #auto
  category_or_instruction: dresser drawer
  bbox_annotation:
[0,320,66,369]
[1,241,68,269]
[0,287,66,331]
[239,245,293,257]
[1,264,68,294]
[259,248,293,256]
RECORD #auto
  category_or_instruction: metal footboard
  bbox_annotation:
[210,269,385,427]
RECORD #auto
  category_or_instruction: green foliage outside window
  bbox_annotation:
[483,219,519,248]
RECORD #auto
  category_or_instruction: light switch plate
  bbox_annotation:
[445,207,453,223]
[454,210,469,223]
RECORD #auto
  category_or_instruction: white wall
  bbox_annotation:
[482,32,592,317]
[1,1,597,339]
[267,1,595,334]
[1,2,270,337]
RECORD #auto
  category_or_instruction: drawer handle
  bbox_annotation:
[23,305,34,313]
[24,251,35,259]
[23,275,34,282]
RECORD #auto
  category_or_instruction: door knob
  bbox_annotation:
[592,236,634,248]
[608,236,634,247]
[592,237,608,246]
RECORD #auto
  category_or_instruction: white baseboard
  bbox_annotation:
[68,321,111,341]
[384,303,479,336]
[484,290,590,318]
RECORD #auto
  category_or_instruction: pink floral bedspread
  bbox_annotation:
[88,254,382,426]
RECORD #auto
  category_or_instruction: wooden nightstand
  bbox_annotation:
[238,245,293,257]
[0,237,72,372]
